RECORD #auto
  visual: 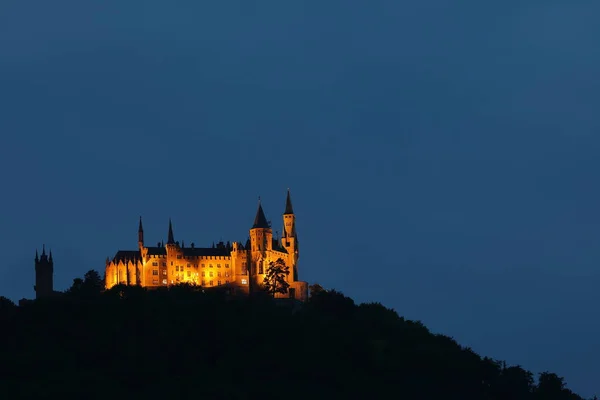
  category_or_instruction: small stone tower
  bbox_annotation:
[34,245,54,299]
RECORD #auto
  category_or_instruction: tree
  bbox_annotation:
[262,258,290,297]
[536,372,575,400]
[497,365,534,400]
[67,270,104,297]
[83,270,104,293]
[0,296,16,317]
[308,283,325,298]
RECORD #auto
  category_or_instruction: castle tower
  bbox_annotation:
[165,218,180,284]
[249,198,272,281]
[281,189,299,277]
[34,245,54,299]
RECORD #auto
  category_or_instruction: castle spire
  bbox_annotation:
[252,198,270,229]
[42,244,46,257]
[284,188,294,215]
[49,249,53,263]
[167,218,175,244]
[138,216,144,245]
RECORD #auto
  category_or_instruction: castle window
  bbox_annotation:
[153,280,158,285]
[202,271,205,277]
[170,262,173,266]
[177,255,182,259]
[187,264,190,268]
[187,271,191,277]
[258,262,264,274]
[217,264,221,268]
[218,272,221,277]
[162,279,167,285]
[202,280,206,286]
[241,279,247,285]
[209,281,213,286]
[225,272,230,277]
[217,280,221,286]
[209,264,213,268]
[225,280,229,284]
[152,270,158,276]
[209,272,214,278]
[201,264,205,268]
[152,262,158,266]
[162,262,167,267]
[225,264,229,268]
[163,270,167,275]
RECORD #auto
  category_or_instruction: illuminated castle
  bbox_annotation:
[104,190,308,301]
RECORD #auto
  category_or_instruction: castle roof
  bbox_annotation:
[167,219,175,244]
[147,247,167,256]
[272,239,288,253]
[146,246,231,257]
[181,247,230,257]
[113,250,142,264]
[252,201,270,229]
[284,189,294,215]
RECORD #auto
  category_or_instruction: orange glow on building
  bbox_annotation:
[104,190,308,301]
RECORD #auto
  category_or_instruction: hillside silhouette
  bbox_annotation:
[0,271,594,400]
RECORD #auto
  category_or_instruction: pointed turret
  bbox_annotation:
[167,219,175,244]
[282,189,297,239]
[284,188,294,215]
[252,198,270,229]
[49,249,53,263]
[138,216,144,245]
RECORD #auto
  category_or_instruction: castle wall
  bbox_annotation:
[143,255,168,287]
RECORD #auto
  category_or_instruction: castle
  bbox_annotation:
[104,190,308,301]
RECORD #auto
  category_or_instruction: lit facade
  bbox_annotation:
[104,190,307,301]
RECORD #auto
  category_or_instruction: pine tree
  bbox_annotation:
[262,258,290,297]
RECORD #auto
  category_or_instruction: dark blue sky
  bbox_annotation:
[1,1,599,395]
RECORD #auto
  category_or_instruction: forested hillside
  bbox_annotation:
[0,271,593,399]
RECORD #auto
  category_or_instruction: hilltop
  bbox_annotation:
[0,271,593,400]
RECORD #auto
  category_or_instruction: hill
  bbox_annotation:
[0,272,593,399]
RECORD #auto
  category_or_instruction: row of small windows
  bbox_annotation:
[150,260,240,269]
[175,255,230,260]
[165,263,231,268]
[202,271,229,278]
[151,269,230,278]
[148,254,231,260]
[201,280,228,286]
